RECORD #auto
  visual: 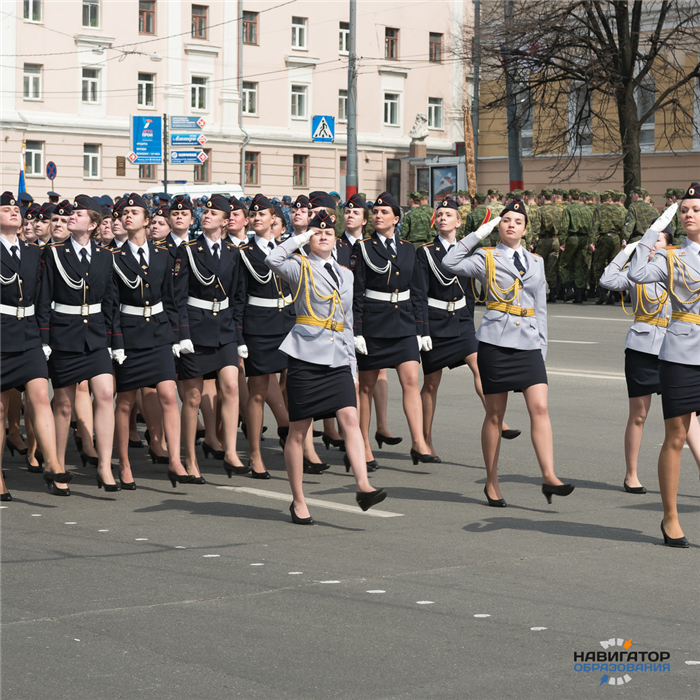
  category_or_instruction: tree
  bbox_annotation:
[468,0,700,193]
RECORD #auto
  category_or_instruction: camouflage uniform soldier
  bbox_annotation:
[665,187,686,245]
[486,188,504,218]
[591,190,626,304]
[400,190,434,248]
[530,189,562,302]
[623,187,657,243]
[558,189,593,303]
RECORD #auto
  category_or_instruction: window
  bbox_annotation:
[83,144,100,179]
[23,0,41,22]
[242,82,257,115]
[293,155,307,187]
[383,92,399,126]
[23,64,42,100]
[82,0,99,28]
[291,17,307,49]
[339,156,347,194]
[139,0,155,34]
[386,159,401,200]
[385,28,398,60]
[338,89,348,122]
[429,33,442,63]
[245,152,259,185]
[194,149,210,182]
[192,5,207,39]
[569,83,592,153]
[25,141,43,177]
[291,84,307,119]
[191,76,207,110]
[428,97,443,129]
[137,72,155,108]
[519,86,534,155]
[82,68,99,103]
[243,11,258,44]
[637,76,656,152]
[139,164,156,180]
[339,21,349,54]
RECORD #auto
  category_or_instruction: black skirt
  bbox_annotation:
[48,348,113,389]
[178,342,238,381]
[421,328,478,376]
[625,348,661,398]
[242,332,288,377]
[115,344,176,393]
[659,360,700,420]
[357,335,420,372]
[477,341,548,394]
[1,347,49,393]
[286,357,356,422]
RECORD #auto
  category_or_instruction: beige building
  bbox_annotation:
[1,0,470,202]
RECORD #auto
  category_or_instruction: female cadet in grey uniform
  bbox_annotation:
[266,210,387,524]
[628,186,700,547]
[443,200,574,507]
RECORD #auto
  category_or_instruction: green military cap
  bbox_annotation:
[581,190,591,197]
[664,188,676,198]
[487,188,500,197]
[474,192,487,203]
[505,191,513,199]
[511,189,523,199]
[457,189,469,196]
[540,188,553,198]
[419,190,429,197]
[358,192,366,199]
[611,191,624,202]
[523,189,536,196]
[409,190,421,202]
[552,187,565,196]
[631,186,646,196]
[601,190,612,199]
[674,188,685,198]
[569,188,581,199]
[591,190,600,196]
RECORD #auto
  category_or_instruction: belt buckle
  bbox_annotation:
[212,301,221,313]
[330,320,338,331]
[277,298,285,309]
[16,307,25,320]
[447,301,455,312]
[390,291,399,303]
[143,306,152,318]
[520,308,527,317]
[81,304,89,317]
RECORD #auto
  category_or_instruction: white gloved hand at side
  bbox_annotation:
[172,344,181,358]
[354,335,368,355]
[420,336,433,352]
[107,348,113,360]
[623,240,640,259]
[293,230,314,248]
[475,215,501,241]
[179,339,195,355]
[112,349,127,365]
[237,344,249,359]
[42,344,52,361]
[650,203,677,233]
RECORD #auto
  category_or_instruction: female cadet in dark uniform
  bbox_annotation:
[351,192,437,469]
[36,194,118,491]
[0,192,72,498]
[628,188,700,547]
[443,200,574,507]
[266,210,387,523]
[174,194,247,481]
[111,194,191,489]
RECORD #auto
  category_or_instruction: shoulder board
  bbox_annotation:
[183,240,198,247]
[155,245,168,251]
[361,237,372,242]
[154,237,167,245]
[226,241,236,249]
[481,246,495,250]
[338,264,350,271]
[27,242,41,248]
[48,242,65,248]
[109,247,121,254]
[421,243,434,249]
[668,245,681,249]
[398,238,411,245]
[239,243,252,250]
[532,253,542,258]
[292,252,304,258]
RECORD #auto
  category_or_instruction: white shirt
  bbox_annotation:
[202,234,223,258]
[170,232,187,248]
[254,235,276,257]
[112,238,125,249]
[127,239,150,266]
[497,241,528,273]
[375,231,397,252]
[438,235,457,252]
[344,232,362,248]
[70,236,92,263]
[0,235,20,260]
[228,234,244,247]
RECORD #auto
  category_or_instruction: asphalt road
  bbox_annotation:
[2,303,699,700]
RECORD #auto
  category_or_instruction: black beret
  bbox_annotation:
[229,196,247,212]
[170,195,193,212]
[1,191,18,206]
[344,193,368,210]
[206,194,232,213]
[501,199,528,222]
[124,192,149,210]
[154,206,170,218]
[101,205,113,218]
[25,203,40,220]
[292,195,311,210]
[55,200,73,216]
[436,197,459,211]
[308,210,335,230]
[681,182,700,200]
[309,191,336,209]
[373,191,401,216]
[38,203,56,220]
[250,193,273,211]
[112,197,126,219]
[73,194,102,213]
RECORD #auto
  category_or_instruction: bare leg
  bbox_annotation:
[177,379,204,435]
[129,397,141,442]
[215,366,244,467]
[322,417,342,441]
[25,397,40,467]
[115,390,137,483]
[521,383,562,485]
[88,373,116,486]
[156,379,187,475]
[374,368,396,438]
[336,406,373,492]
[658,414,690,539]
[237,362,248,426]
[247,374,271,472]
[465,353,512,432]
[141,386,167,456]
[0,393,8,495]
[285,418,312,519]
[201,378,221,450]
[358,369,380,462]
[52,385,76,471]
[182,377,204,478]
[420,369,442,455]
[74,380,97,459]
[6,388,27,450]
[482,392,508,499]
[624,395,652,488]
[683,412,700,472]
[395,361,430,454]
[266,374,290,427]
[303,425,322,463]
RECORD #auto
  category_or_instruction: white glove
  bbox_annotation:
[623,240,640,259]
[650,203,677,233]
[475,215,501,241]
[293,230,314,248]
[420,336,433,352]
[42,344,52,361]
[354,335,368,355]
[172,344,181,358]
[112,349,127,365]
[107,348,113,360]
[179,339,195,355]
[237,344,249,359]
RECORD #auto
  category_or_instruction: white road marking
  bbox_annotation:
[64,522,77,525]
[31,514,41,517]
[288,572,303,575]
[474,614,491,618]
[685,660,700,665]
[531,627,547,631]
[549,314,630,322]
[98,529,109,532]
[318,580,340,584]
[366,590,386,594]
[548,340,598,344]
[416,601,435,605]
[250,563,264,566]
[134,538,148,541]
[174,546,186,549]
[203,554,220,558]
[217,486,404,518]
[548,369,625,381]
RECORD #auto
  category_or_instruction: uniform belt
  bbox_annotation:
[364,289,411,303]
[188,296,229,313]
[120,302,164,318]
[634,313,669,328]
[295,316,345,332]
[0,303,35,319]
[53,303,102,316]
[671,310,700,325]
[486,301,535,317]
[246,294,292,309]
[428,297,466,312]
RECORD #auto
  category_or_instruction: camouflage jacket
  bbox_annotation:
[591,202,625,245]
[559,201,593,246]
[623,201,657,242]
[400,204,434,246]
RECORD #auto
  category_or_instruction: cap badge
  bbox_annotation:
[128,199,134,205]
[207,201,212,207]
[348,202,354,208]
[690,188,695,196]
[377,198,383,204]
[320,222,326,228]
[10,198,15,205]
[177,203,183,209]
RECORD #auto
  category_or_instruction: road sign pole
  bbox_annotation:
[163,113,169,195]
[346,0,358,200]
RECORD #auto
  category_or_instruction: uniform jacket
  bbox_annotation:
[591,203,625,245]
[156,232,191,259]
[628,229,700,365]
[351,232,423,339]
[266,240,356,374]
[173,236,245,347]
[416,236,475,339]
[111,241,179,351]
[36,240,113,352]
[401,205,435,246]
[443,231,548,358]
[559,202,593,247]
[624,201,658,242]
[599,248,670,355]
[334,234,359,268]
[0,239,43,352]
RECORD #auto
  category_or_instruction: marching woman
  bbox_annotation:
[266,210,387,523]
[417,198,519,458]
[628,187,700,547]
[174,194,247,481]
[1,192,72,498]
[36,195,118,491]
[111,194,191,488]
[351,192,437,469]
[443,200,574,507]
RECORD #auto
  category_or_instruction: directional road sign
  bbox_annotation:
[170,116,206,130]
[170,133,208,147]
[170,150,208,165]
[46,161,57,180]
[312,115,335,142]
[130,115,163,164]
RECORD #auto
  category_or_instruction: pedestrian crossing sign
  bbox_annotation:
[312,115,335,142]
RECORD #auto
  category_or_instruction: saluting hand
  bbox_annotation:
[293,230,314,248]
[475,216,501,241]
[650,203,677,233]
[622,240,640,259]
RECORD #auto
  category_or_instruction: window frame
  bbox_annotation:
[242,81,258,116]
[192,4,208,40]
[242,11,258,45]
[385,27,398,60]
[139,164,157,181]
[568,83,593,155]
[83,144,101,180]
[82,0,100,29]
[137,72,155,108]
[339,21,349,55]
[81,67,100,104]
[291,84,308,120]
[429,33,442,63]
[23,63,42,101]
[25,140,44,178]
[338,89,348,123]
[23,0,42,23]
[427,97,443,130]
[138,0,155,35]
[244,151,260,186]
[383,92,400,126]
[637,76,656,153]
[293,154,308,188]
[191,75,208,111]
[291,16,307,50]
[193,149,210,183]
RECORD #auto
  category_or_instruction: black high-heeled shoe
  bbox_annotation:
[542,482,575,504]
[128,438,144,448]
[289,503,314,525]
[168,471,194,488]
[303,457,330,475]
[26,453,44,473]
[1,491,12,501]
[278,426,289,449]
[623,480,647,494]
[144,429,151,445]
[148,448,170,465]
[483,485,507,508]
[201,442,224,460]
[321,433,345,451]
[119,478,137,490]
[660,521,689,548]
[43,471,73,485]
[356,488,387,512]
[6,438,28,456]
[223,460,251,477]
[375,432,403,449]
[195,428,205,442]
[312,429,323,438]
[501,429,521,440]
[188,475,207,484]
[250,461,271,480]
[96,474,121,492]
[80,450,98,468]
[410,449,441,465]
[344,454,378,473]
[47,482,71,496]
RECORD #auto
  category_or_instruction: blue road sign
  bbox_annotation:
[130,115,163,164]
[170,133,208,147]
[170,116,206,130]
[170,150,208,165]
[312,115,335,142]
[46,161,57,180]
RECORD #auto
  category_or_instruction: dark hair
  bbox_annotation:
[660,228,674,247]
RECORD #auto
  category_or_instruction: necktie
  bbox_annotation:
[80,248,90,272]
[212,242,220,259]
[386,238,395,255]
[137,247,147,268]
[324,262,339,287]
[513,250,526,276]
[268,241,275,252]
[10,245,19,263]
[447,243,455,252]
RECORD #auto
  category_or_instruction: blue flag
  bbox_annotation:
[18,150,26,195]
